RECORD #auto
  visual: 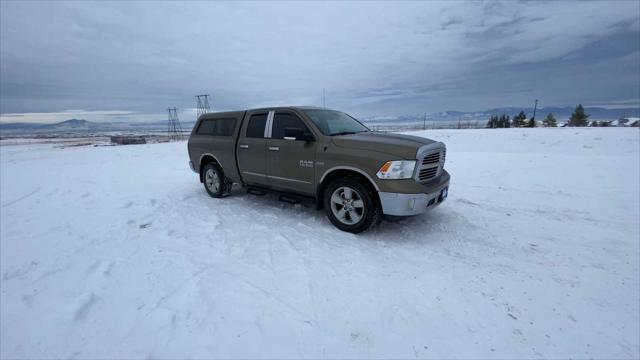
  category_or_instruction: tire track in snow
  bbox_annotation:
[214,264,311,320]
[73,293,100,323]
[1,187,41,207]
[276,232,320,326]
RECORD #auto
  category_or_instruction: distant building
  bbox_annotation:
[620,117,639,127]
[526,119,543,127]
[110,136,146,145]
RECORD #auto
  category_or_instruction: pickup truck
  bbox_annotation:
[187,106,449,233]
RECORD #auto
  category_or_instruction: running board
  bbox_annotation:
[246,185,316,206]
[247,188,267,196]
[279,194,301,204]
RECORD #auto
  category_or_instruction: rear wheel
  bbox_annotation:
[324,177,380,233]
[203,163,230,198]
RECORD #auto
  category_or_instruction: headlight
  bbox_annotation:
[376,160,416,179]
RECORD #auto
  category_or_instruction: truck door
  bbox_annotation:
[237,112,269,186]
[266,111,317,195]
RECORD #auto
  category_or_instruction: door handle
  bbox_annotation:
[268,146,280,151]
[239,144,249,149]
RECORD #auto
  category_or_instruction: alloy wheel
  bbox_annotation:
[205,168,220,193]
[330,186,365,225]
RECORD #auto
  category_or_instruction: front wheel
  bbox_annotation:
[323,177,380,233]
[203,163,230,198]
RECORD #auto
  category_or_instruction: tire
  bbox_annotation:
[323,177,380,234]
[202,163,231,198]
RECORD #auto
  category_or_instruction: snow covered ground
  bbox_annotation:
[1,128,638,359]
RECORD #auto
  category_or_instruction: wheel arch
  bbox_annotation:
[316,167,381,210]
[199,153,223,183]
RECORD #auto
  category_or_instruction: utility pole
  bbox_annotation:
[532,99,538,121]
[195,94,211,118]
[423,112,426,130]
[322,88,326,108]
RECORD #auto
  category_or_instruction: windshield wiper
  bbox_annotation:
[330,131,356,136]
[330,130,368,136]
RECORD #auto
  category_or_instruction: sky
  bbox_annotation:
[1,1,639,123]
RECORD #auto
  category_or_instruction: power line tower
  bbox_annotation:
[167,107,184,141]
[195,94,211,118]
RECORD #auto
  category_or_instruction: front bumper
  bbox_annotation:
[378,171,450,216]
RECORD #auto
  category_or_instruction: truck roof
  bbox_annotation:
[246,105,326,112]
[198,106,328,119]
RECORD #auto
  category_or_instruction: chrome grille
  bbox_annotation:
[422,153,440,165]
[416,148,445,182]
[418,167,438,181]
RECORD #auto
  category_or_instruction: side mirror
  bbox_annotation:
[284,128,315,142]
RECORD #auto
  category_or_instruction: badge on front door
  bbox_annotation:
[299,160,314,168]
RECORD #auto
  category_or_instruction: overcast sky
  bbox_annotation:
[1,1,639,123]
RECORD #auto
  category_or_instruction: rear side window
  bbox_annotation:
[271,113,312,140]
[246,114,268,138]
[196,118,236,136]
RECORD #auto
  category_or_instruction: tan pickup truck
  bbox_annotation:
[187,106,449,233]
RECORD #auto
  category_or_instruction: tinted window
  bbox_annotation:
[196,118,236,136]
[246,114,268,138]
[272,113,312,140]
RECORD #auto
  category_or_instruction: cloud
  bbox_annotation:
[587,98,640,109]
[1,0,638,122]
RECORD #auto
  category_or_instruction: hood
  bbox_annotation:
[331,132,438,159]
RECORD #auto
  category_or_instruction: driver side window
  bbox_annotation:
[271,112,313,140]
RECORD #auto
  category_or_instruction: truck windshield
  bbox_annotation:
[303,110,369,136]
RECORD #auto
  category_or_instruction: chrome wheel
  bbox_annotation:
[330,186,365,225]
[205,168,220,193]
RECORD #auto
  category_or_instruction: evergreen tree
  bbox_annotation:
[542,113,557,127]
[527,118,536,127]
[569,104,589,126]
[590,120,598,127]
[504,115,511,128]
[600,121,611,127]
[497,114,508,128]
[513,111,527,127]
[486,115,499,128]
[512,113,520,127]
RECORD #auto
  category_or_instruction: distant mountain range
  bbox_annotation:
[0,119,196,135]
[360,106,640,124]
[1,106,638,135]
[0,119,104,132]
